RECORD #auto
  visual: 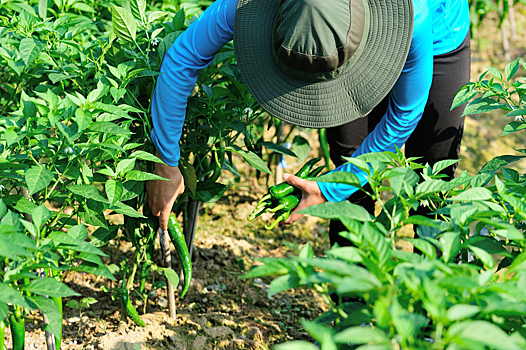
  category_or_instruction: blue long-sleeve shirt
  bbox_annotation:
[151,0,470,202]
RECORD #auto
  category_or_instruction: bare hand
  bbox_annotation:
[146,155,185,231]
[282,173,327,225]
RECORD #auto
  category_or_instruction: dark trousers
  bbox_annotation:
[328,33,471,248]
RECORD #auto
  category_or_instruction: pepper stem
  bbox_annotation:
[265,216,284,230]
[256,194,271,208]
[266,204,284,213]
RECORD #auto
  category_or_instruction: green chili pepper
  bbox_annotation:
[295,157,321,178]
[257,157,321,207]
[318,129,331,171]
[266,194,301,213]
[117,287,145,327]
[168,213,192,299]
[248,199,274,221]
[0,319,6,350]
[266,210,291,230]
[52,297,62,349]
[308,165,325,178]
[9,307,25,350]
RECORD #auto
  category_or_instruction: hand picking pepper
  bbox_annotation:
[167,213,192,299]
[256,157,320,207]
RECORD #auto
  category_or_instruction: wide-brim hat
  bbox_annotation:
[233,0,414,128]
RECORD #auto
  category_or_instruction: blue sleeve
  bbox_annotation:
[318,1,434,202]
[150,0,237,166]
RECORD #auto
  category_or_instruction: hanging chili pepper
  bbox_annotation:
[52,297,62,349]
[167,213,192,299]
[308,165,325,178]
[117,287,145,327]
[265,210,291,230]
[0,319,6,350]
[9,307,25,350]
[318,129,332,171]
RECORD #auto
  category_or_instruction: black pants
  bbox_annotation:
[328,33,471,248]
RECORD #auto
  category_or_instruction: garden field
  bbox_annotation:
[1,1,526,350]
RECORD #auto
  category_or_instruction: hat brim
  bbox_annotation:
[233,0,414,129]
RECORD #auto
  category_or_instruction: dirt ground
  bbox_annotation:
[5,7,526,350]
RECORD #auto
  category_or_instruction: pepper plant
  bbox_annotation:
[244,61,526,349]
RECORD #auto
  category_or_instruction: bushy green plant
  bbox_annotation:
[243,62,526,349]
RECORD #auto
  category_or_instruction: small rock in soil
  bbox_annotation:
[158,296,168,308]
[191,335,208,349]
[204,326,234,339]
[246,326,263,342]
[67,317,81,323]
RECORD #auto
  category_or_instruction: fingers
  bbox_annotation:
[159,209,170,231]
[283,173,306,189]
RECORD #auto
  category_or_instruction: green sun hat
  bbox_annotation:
[234,0,414,128]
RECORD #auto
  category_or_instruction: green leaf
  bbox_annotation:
[454,320,521,350]
[241,261,289,279]
[268,274,300,297]
[88,122,131,135]
[105,180,123,205]
[110,203,146,218]
[292,135,311,162]
[67,185,108,203]
[333,326,389,344]
[148,11,168,24]
[299,201,373,222]
[446,304,481,321]
[232,147,272,175]
[30,296,62,340]
[449,187,493,201]
[0,302,8,321]
[71,2,94,12]
[67,224,89,241]
[116,159,136,175]
[406,239,437,259]
[172,9,185,30]
[415,179,458,196]
[0,283,33,309]
[485,65,503,81]
[179,161,197,196]
[479,155,523,173]
[300,320,336,349]
[129,151,164,163]
[126,170,167,182]
[32,204,52,231]
[469,245,495,269]
[262,142,297,158]
[502,121,526,135]
[129,0,146,22]
[505,59,520,81]
[316,172,362,187]
[19,38,45,66]
[0,234,32,259]
[504,109,526,117]
[161,268,180,289]
[274,341,320,350]
[462,97,506,116]
[48,231,107,256]
[451,84,478,110]
[432,159,460,175]
[38,0,48,19]
[25,166,54,196]
[439,232,461,263]
[191,182,230,203]
[24,278,80,298]
[90,226,118,247]
[111,5,137,43]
